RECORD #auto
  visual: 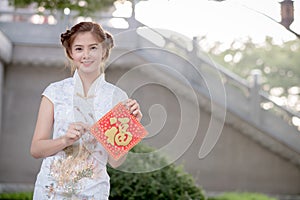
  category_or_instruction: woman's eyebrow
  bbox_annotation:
[73,43,99,47]
[89,43,100,46]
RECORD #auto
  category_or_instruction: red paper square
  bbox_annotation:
[90,102,148,160]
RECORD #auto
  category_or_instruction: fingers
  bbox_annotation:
[63,122,89,146]
[125,99,143,121]
[125,99,138,113]
[66,127,81,139]
[77,122,90,130]
[69,122,89,135]
[65,122,89,143]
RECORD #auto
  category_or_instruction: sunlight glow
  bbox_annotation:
[38,6,45,12]
[288,86,300,95]
[292,116,300,126]
[75,16,93,24]
[269,96,286,106]
[261,102,274,110]
[135,0,298,45]
[113,0,132,18]
[270,87,285,96]
[48,15,57,25]
[108,18,129,29]
[78,1,87,7]
[64,7,70,15]
[30,14,45,24]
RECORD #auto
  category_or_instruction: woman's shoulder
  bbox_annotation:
[100,80,128,103]
[43,77,74,100]
[47,77,74,90]
[102,79,127,95]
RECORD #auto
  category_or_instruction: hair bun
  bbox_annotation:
[105,32,114,49]
[60,29,71,45]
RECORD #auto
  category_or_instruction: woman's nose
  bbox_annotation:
[83,49,90,58]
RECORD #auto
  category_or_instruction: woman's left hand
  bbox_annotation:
[125,99,143,122]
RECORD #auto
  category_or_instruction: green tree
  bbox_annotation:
[206,36,300,95]
[8,0,117,16]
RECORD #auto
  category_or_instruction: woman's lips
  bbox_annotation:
[81,60,93,67]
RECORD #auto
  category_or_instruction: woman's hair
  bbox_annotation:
[60,22,114,72]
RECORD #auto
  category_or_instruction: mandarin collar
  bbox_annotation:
[73,70,105,98]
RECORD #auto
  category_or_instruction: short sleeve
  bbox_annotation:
[42,83,55,104]
[117,89,128,103]
[112,87,128,107]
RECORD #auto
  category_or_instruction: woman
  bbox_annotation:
[31,21,142,199]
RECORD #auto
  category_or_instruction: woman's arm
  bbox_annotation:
[30,96,88,159]
[30,96,66,158]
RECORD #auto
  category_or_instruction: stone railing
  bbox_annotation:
[133,24,300,132]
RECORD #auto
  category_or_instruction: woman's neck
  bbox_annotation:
[77,71,101,97]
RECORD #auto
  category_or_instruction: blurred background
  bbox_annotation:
[0,0,299,199]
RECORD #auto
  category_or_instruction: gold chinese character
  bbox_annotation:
[104,117,133,146]
[105,127,118,145]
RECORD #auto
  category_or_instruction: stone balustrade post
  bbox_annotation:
[0,30,12,136]
[249,69,262,125]
[0,62,3,134]
[192,36,199,58]
[191,36,201,70]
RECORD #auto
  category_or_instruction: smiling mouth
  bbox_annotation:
[81,60,93,65]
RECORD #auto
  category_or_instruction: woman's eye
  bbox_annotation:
[75,47,82,51]
[91,46,98,50]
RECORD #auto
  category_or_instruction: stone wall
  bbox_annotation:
[0,63,299,195]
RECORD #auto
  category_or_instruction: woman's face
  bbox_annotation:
[70,32,105,76]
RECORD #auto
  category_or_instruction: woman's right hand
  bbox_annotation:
[61,122,90,147]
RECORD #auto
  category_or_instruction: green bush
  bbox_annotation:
[208,192,278,200]
[0,191,33,200]
[0,144,205,200]
[108,144,206,200]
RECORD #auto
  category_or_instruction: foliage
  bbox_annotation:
[207,37,300,91]
[204,36,300,107]
[108,143,206,200]
[0,191,33,200]
[207,192,278,200]
[0,144,205,200]
[8,0,117,16]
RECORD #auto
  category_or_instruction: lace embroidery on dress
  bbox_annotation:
[45,72,107,198]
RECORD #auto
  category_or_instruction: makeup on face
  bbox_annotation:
[70,32,105,75]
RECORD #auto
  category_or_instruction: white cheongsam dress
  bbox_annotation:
[33,71,128,200]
